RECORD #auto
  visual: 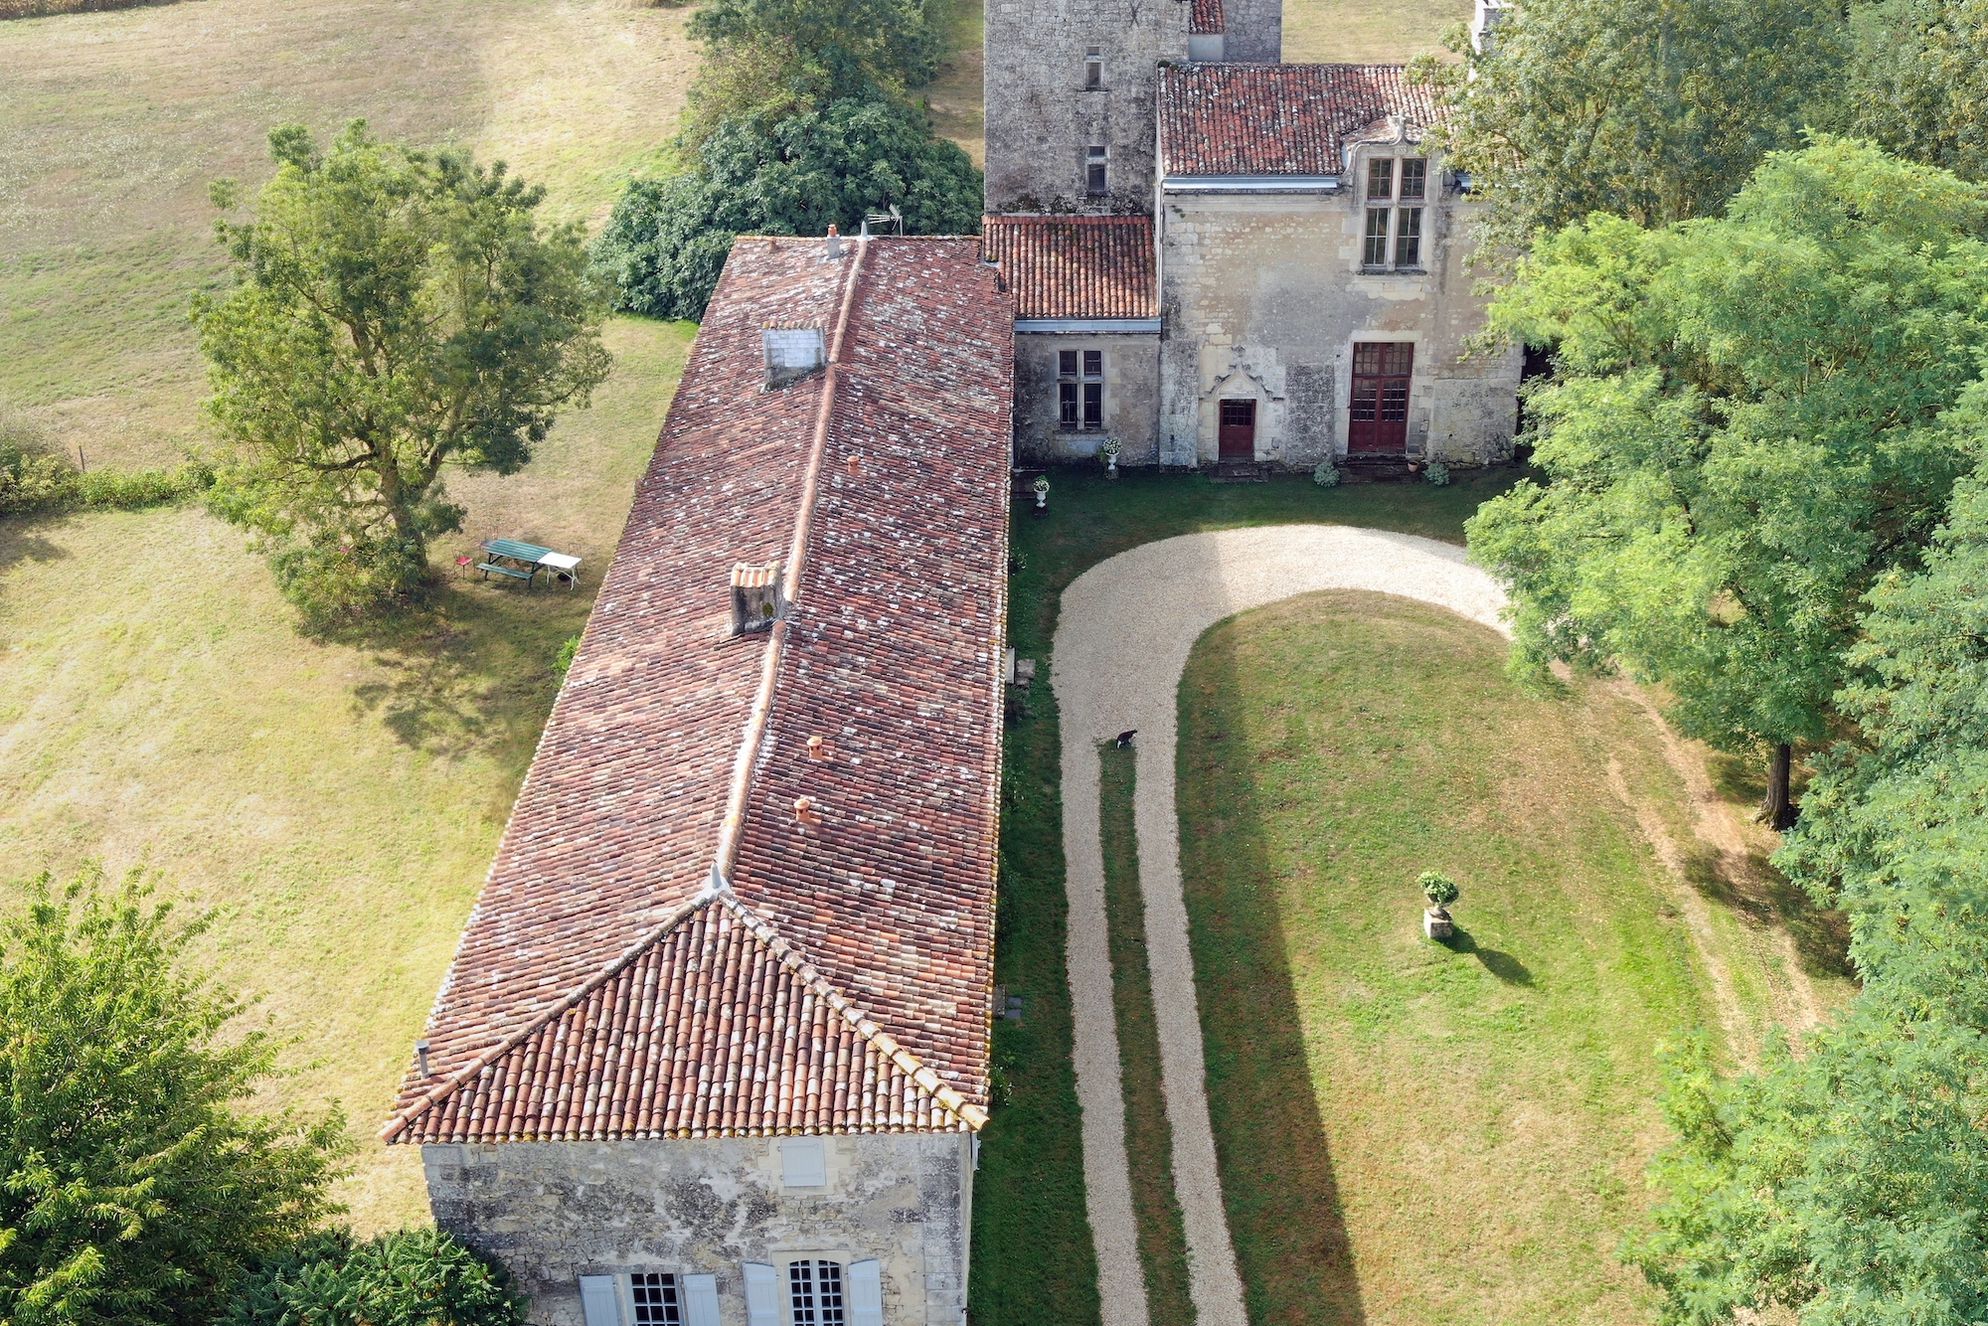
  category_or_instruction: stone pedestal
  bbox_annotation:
[1423,907,1454,940]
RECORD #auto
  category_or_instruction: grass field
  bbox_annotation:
[1175,592,1848,1324]
[0,0,696,469]
[1283,0,1471,63]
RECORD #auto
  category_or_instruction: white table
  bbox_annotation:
[538,551,582,589]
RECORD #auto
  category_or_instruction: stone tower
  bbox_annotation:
[983,0,1283,215]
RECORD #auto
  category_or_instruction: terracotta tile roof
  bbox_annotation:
[385,235,1012,1145]
[1189,0,1224,34]
[1158,63,1442,177]
[980,215,1159,320]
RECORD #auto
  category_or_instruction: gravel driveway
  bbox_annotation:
[1049,524,1509,1326]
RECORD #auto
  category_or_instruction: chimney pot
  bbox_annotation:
[415,1039,432,1077]
[807,735,832,762]
[846,454,862,477]
[794,796,822,829]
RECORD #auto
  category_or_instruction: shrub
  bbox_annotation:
[0,410,214,516]
[217,1228,526,1326]
[1312,458,1341,488]
[1425,457,1451,486]
[593,95,983,320]
[264,531,430,636]
[1419,870,1460,909]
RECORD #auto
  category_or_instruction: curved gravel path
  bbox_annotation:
[1050,525,1509,1326]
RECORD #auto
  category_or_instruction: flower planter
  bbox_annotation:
[1423,906,1454,941]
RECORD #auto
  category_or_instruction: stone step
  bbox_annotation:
[1209,461,1270,483]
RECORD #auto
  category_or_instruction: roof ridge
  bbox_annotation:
[379,892,720,1142]
[715,892,988,1131]
[710,237,871,885]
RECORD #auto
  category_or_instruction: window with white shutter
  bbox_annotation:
[578,1275,622,1326]
[682,1274,720,1326]
[847,1259,884,1326]
[628,1273,684,1326]
[742,1263,780,1326]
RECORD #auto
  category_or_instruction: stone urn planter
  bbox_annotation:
[1419,869,1460,941]
[1032,475,1050,511]
[1099,438,1121,478]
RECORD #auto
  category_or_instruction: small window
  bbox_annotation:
[1083,382,1103,429]
[630,1273,685,1326]
[1394,206,1423,268]
[1363,207,1391,268]
[789,1260,846,1326]
[1085,145,1109,196]
[1084,45,1103,89]
[1060,348,1104,430]
[1082,349,1103,378]
[1367,157,1394,202]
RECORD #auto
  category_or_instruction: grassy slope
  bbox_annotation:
[1282,0,1470,62]
[1176,592,1840,1325]
[1100,744,1195,1323]
[0,0,696,468]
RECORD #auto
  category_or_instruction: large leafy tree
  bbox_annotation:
[1416,0,1846,249]
[1836,0,1988,184]
[1467,140,1988,824]
[592,96,982,321]
[686,0,945,129]
[0,869,346,1326]
[195,121,611,628]
[1632,458,1988,1325]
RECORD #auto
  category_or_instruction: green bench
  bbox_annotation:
[478,561,535,585]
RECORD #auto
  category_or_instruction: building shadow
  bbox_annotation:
[1177,622,1368,1326]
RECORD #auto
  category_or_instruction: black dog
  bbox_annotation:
[1114,729,1137,748]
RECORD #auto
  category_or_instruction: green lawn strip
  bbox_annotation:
[972,468,1514,1324]
[1177,591,1735,1325]
[1098,743,1196,1325]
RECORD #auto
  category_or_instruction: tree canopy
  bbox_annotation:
[1465,139,1988,821]
[195,120,611,629]
[0,869,345,1326]
[1632,461,1988,1325]
[687,0,946,121]
[1417,0,1845,248]
[592,96,982,321]
[1836,0,1988,184]
[218,1228,527,1326]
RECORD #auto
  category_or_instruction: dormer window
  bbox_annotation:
[762,327,825,388]
[1362,155,1427,272]
[731,561,783,635]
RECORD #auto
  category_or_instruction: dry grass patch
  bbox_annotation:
[1283,0,1468,63]
[0,0,697,467]
[0,315,694,1231]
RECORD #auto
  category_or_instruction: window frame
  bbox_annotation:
[1084,144,1109,197]
[788,1259,847,1326]
[1084,45,1103,89]
[1360,153,1429,274]
[1057,347,1106,431]
[627,1272,685,1326]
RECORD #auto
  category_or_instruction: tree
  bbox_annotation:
[1415,0,1846,250]
[686,0,945,128]
[218,1228,527,1326]
[0,868,346,1326]
[1466,140,1988,824]
[195,121,611,629]
[1836,0,1988,183]
[1631,463,1988,1325]
[592,96,982,321]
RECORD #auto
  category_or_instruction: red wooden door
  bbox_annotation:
[1218,398,1257,461]
[1348,342,1413,454]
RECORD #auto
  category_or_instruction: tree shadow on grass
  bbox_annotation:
[333,576,583,765]
[1443,927,1536,987]
[1678,841,1854,983]
[1178,626,1367,1326]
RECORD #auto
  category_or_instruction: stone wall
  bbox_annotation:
[1012,330,1162,464]
[422,1133,973,1326]
[1157,156,1520,467]
[983,0,1186,213]
[1219,0,1285,63]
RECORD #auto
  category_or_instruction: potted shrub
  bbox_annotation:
[1032,474,1050,510]
[1419,870,1459,940]
[1098,437,1121,477]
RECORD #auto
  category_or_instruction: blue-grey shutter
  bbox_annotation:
[742,1262,779,1326]
[682,1273,720,1326]
[578,1275,621,1326]
[848,1259,884,1326]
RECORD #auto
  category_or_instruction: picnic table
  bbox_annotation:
[478,538,582,590]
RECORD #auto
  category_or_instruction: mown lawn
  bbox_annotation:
[1175,592,1837,1325]
[1283,0,1470,62]
[0,315,694,1230]
[0,0,695,468]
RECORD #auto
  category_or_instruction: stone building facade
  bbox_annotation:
[981,0,1521,469]
[384,237,1012,1326]
[423,1134,972,1326]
